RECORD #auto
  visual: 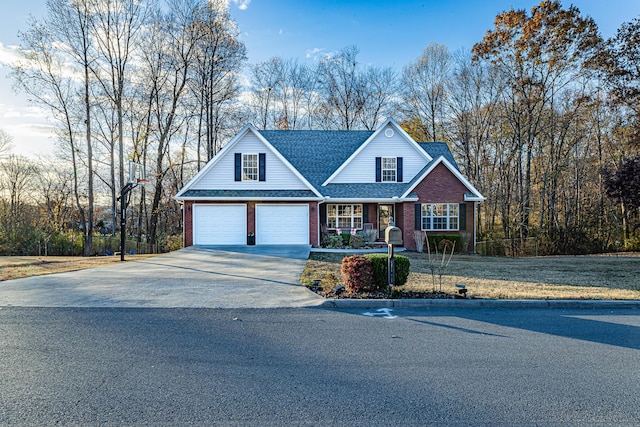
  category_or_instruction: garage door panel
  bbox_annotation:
[256,205,309,245]
[194,205,246,245]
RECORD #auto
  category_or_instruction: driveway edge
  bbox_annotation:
[319,298,640,309]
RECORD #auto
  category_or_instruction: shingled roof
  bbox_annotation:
[260,130,459,194]
[260,130,372,189]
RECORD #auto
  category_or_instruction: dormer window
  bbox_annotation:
[243,154,258,181]
[375,157,403,182]
[382,157,397,182]
[235,152,266,182]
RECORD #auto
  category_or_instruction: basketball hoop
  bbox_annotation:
[128,161,145,184]
[119,161,147,262]
[135,178,152,189]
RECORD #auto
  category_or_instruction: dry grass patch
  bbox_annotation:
[303,252,640,300]
[0,255,158,281]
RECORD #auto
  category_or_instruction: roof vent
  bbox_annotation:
[385,128,394,138]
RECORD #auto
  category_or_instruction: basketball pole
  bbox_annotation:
[118,181,138,262]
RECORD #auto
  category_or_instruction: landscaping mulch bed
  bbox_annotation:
[306,285,462,300]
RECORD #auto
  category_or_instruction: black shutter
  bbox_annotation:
[397,157,403,182]
[234,153,241,181]
[259,153,266,181]
[375,157,381,182]
[415,203,422,230]
[459,203,467,231]
[363,204,369,223]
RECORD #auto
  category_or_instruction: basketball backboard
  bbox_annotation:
[128,161,145,184]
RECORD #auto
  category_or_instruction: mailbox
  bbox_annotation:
[384,226,403,246]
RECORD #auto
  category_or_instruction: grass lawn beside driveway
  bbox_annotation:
[0,255,157,281]
[301,252,640,300]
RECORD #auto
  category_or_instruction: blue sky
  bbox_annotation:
[1,0,638,157]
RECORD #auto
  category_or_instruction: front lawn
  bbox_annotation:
[301,252,640,300]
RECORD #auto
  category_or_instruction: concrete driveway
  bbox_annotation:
[0,246,324,308]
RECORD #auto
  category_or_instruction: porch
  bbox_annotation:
[319,202,403,244]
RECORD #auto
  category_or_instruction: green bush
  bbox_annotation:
[322,234,343,249]
[349,233,364,249]
[340,232,351,246]
[165,234,184,252]
[341,255,374,292]
[364,253,410,289]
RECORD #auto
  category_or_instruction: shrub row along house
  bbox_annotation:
[174,119,485,251]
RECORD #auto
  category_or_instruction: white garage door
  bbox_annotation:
[256,204,309,245]
[193,204,246,245]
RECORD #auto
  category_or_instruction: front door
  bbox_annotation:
[378,204,395,239]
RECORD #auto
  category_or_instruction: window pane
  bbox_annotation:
[338,218,351,228]
[242,154,258,181]
[327,204,336,216]
[449,217,458,230]
[433,217,447,230]
[381,157,397,182]
[422,217,431,230]
[449,204,458,216]
[433,204,447,216]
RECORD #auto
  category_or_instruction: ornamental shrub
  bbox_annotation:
[427,234,461,253]
[349,233,365,249]
[364,253,410,290]
[341,255,374,292]
[340,232,351,246]
[322,235,343,248]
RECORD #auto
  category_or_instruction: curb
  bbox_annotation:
[319,298,640,309]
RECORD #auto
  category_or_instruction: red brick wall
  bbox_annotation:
[247,202,256,236]
[309,202,319,247]
[400,163,475,251]
[184,201,194,247]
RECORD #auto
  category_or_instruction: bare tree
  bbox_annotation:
[139,0,205,246]
[190,0,245,162]
[359,66,398,130]
[317,45,366,130]
[12,0,97,255]
[0,155,38,235]
[0,130,13,158]
[402,43,452,141]
[250,58,281,130]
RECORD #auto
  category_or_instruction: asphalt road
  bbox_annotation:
[1,306,639,426]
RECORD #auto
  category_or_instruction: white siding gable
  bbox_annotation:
[330,123,428,184]
[190,129,308,190]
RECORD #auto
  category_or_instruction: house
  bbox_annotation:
[174,119,485,251]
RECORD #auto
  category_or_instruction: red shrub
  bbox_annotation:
[341,255,374,293]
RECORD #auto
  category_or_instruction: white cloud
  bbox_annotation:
[0,42,22,67]
[305,47,324,60]
[228,0,251,10]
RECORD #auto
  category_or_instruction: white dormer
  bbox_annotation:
[322,119,431,185]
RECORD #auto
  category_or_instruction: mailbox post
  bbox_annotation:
[384,226,403,290]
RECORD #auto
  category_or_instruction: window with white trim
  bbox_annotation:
[242,153,258,181]
[382,157,397,182]
[421,203,459,230]
[327,204,363,229]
